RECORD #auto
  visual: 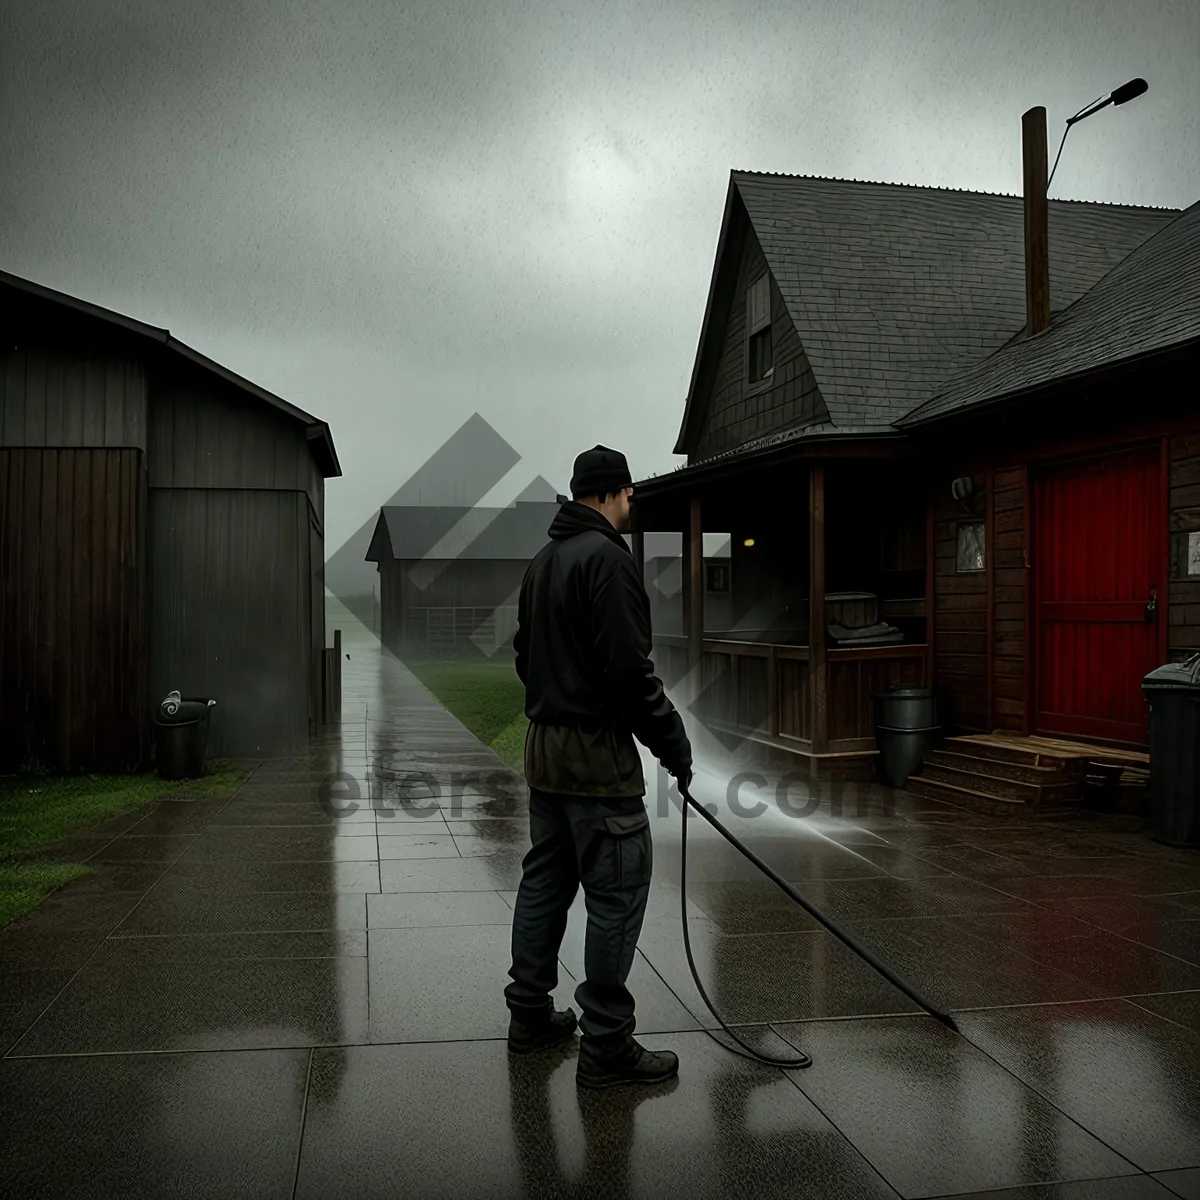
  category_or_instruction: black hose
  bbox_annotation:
[676,779,959,1069]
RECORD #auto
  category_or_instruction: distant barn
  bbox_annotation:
[366,478,559,660]
[0,270,340,772]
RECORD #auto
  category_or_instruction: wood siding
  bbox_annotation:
[930,377,1199,742]
[0,345,147,450]
[309,507,325,739]
[932,473,990,732]
[828,649,927,750]
[0,448,146,772]
[149,360,322,520]
[691,225,827,462]
[991,467,1028,731]
[386,558,529,610]
[1169,432,1200,659]
[148,488,312,758]
[380,558,530,658]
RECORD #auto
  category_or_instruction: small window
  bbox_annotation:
[705,563,730,593]
[956,522,986,573]
[746,273,772,383]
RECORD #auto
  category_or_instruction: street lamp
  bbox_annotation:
[1047,78,1149,191]
[1023,78,1148,336]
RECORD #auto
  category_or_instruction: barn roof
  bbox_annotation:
[675,172,1179,455]
[901,198,1200,426]
[366,501,561,562]
[0,268,340,477]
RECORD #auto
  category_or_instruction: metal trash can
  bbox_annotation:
[1142,655,1200,848]
[154,690,216,780]
[874,686,940,788]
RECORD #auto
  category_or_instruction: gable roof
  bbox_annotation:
[366,502,560,562]
[514,475,562,503]
[0,268,340,477]
[901,199,1200,426]
[675,172,1179,454]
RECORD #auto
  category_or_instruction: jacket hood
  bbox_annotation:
[548,500,631,553]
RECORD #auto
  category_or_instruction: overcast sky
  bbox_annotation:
[3,0,1198,553]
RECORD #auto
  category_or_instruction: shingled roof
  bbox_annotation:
[675,173,1179,454]
[901,199,1200,426]
[365,502,559,562]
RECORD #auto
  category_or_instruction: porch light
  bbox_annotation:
[743,537,756,548]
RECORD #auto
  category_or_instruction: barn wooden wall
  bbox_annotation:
[149,360,323,524]
[0,448,146,773]
[380,558,529,658]
[148,488,311,758]
[1,300,330,768]
[0,344,148,451]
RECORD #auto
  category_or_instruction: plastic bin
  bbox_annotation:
[154,691,216,780]
[1142,655,1200,848]
[874,687,940,788]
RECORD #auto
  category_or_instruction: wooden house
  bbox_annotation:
[899,197,1200,756]
[0,270,340,771]
[365,479,560,659]
[632,160,1192,777]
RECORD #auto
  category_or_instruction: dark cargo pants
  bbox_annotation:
[505,788,652,1040]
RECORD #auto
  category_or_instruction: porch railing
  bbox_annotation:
[652,635,927,754]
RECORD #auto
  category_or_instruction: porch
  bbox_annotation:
[633,442,930,765]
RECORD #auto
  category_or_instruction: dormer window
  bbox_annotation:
[747,273,772,383]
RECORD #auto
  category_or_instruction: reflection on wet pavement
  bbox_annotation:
[2,633,1198,1197]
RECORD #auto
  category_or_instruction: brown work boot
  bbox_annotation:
[507,1006,578,1054]
[576,1033,679,1089]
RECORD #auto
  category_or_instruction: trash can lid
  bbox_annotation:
[158,693,215,722]
[1143,653,1200,690]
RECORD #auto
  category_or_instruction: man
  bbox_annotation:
[504,444,693,1089]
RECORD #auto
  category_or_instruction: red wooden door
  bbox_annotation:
[1032,446,1162,744]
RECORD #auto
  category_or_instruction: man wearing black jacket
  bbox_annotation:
[504,445,692,1089]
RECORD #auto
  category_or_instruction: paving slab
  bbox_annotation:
[5,638,1199,1196]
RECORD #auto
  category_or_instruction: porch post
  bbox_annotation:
[809,465,828,753]
[687,495,703,675]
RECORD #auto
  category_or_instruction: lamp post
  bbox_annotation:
[1022,79,1148,335]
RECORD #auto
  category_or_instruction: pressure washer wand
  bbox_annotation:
[678,781,959,1034]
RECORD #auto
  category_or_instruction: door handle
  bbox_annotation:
[1145,589,1157,623]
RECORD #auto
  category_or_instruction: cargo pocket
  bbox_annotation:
[602,810,652,890]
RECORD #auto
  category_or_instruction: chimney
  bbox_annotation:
[1022,105,1050,335]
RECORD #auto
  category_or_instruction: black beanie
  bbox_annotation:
[569,445,633,499]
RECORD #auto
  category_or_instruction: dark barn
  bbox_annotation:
[632,168,1192,786]
[366,492,560,660]
[0,270,341,772]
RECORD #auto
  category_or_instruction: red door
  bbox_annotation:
[1032,446,1162,745]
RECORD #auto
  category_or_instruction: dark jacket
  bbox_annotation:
[514,501,691,797]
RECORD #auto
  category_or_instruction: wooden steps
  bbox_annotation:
[919,754,1081,806]
[906,732,1149,814]
[905,774,1092,820]
[952,733,1149,769]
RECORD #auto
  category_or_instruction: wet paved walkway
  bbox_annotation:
[3,626,1200,1198]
